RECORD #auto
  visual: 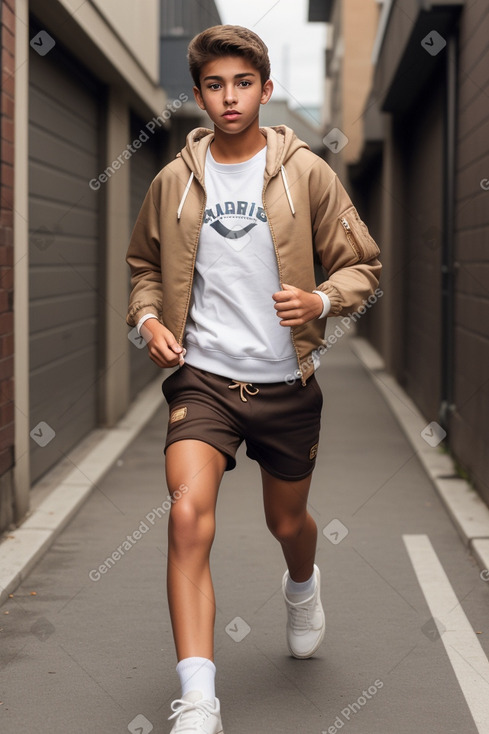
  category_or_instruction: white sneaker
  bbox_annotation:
[168,690,223,733]
[282,564,325,658]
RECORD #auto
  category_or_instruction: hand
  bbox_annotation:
[140,320,186,368]
[272,283,323,326]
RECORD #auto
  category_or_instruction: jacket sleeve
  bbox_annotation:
[125,179,164,327]
[311,168,382,317]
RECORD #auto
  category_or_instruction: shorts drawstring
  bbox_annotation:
[228,380,260,402]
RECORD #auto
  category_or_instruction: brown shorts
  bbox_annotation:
[161,363,323,481]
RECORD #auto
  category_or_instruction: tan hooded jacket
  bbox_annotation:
[126,125,381,384]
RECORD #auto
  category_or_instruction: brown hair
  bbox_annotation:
[188,25,271,89]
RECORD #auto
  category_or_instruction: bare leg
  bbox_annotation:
[166,439,227,662]
[261,467,317,582]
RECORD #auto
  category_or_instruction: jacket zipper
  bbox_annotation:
[262,178,306,387]
[177,182,206,345]
[340,216,361,259]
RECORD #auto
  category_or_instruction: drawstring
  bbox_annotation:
[177,172,194,220]
[228,380,260,402]
[177,168,295,220]
[280,165,296,216]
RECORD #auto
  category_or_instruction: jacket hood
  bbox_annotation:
[179,125,310,184]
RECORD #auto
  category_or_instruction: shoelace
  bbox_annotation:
[228,380,260,402]
[168,697,217,730]
[288,603,312,632]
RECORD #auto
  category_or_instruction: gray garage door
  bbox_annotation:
[28,37,101,482]
[128,114,165,399]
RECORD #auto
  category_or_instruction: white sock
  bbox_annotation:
[176,656,216,701]
[285,567,316,602]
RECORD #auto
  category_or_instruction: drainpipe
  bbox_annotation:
[439,30,458,429]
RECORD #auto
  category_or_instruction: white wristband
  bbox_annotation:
[313,290,331,319]
[136,313,159,335]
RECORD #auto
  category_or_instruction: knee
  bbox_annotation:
[266,513,305,544]
[169,500,215,550]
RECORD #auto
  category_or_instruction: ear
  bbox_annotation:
[193,85,206,111]
[260,79,274,106]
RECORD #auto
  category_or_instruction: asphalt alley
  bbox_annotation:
[1,333,488,734]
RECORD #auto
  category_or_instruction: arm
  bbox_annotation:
[311,172,381,316]
[126,181,184,368]
[273,162,380,327]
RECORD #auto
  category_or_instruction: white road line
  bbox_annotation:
[403,534,489,733]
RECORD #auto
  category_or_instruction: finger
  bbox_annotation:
[150,340,181,367]
[277,311,303,321]
[272,290,292,303]
[281,283,299,294]
[149,351,180,368]
[274,297,298,309]
[274,300,300,313]
[177,348,187,366]
[168,340,183,354]
[279,317,304,327]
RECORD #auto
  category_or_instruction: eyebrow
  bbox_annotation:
[202,72,256,81]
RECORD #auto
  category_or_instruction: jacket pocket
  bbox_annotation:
[339,205,380,263]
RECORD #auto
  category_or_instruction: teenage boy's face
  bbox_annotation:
[194,55,273,136]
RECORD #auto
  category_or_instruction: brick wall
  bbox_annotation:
[451,2,489,504]
[0,0,15,532]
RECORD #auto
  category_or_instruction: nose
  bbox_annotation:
[224,84,237,105]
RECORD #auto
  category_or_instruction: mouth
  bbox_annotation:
[222,110,241,119]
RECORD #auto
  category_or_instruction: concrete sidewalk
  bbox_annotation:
[1,333,489,734]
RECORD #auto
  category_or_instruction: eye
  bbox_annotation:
[239,80,252,87]
[208,83,221,91]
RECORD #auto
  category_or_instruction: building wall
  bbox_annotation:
[321,0,384,354]
[342,0,379,165]
[451,2,489,499]
[322,0,380,181]
[160,0,221,101]
[0,0,223,534]
[3,0,169,531]
[91,0,160,82]
[399,79,444,419]
[29,0,166,120]
[344,0,489,504]
[0,0,16,531]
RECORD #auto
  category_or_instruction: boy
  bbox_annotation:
[126,25,381,734]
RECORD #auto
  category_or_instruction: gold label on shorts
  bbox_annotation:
[309,443,318,460]
[170,406,187,423]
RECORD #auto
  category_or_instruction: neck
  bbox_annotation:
[211,122,266,163]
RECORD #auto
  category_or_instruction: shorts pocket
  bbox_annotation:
[162,366,185,402]
[308,375,324,412]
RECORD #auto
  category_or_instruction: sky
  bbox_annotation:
[213,0,326,110]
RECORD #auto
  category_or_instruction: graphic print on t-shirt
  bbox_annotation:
[204,200,267,250]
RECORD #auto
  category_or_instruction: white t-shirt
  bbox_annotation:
[183,145,298,382]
